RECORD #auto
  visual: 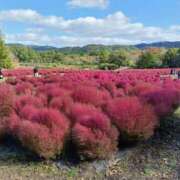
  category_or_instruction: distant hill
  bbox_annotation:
[8,43,136,54]
[135,41,180,49]
[8,43,59,51]
[58,44,137,54]
[7,41,180,53]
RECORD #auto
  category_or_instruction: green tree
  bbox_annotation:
[0,36,13,68]
[10,45,39,63]
[98,49,110,63]
[162,48,177,67]
[173,48,180,67]
[136,51,161,68]
[109,49,129,66]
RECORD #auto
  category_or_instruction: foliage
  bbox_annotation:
[0,84,14,138]
[105,97,158,141]
[71,103,119,160]
[98,63,119,70]
[72,86,110,107]
[0,68,179,160]
[109,49,130,66]
[173,49,180,67]
[9,108,70,159]
[98,49,110,63]
[0,36,13,68]
[162,49,177,67]
[8,42,180,69]
[137,51,161,68]
[141,89,180,118]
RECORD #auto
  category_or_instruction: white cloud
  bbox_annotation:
[26,27,45,34]
[1,9,180,47]
[6,33,140,47]
[67,0,108,9]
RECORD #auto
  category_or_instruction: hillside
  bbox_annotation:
[7,41,180,53]
[136,41,180,49]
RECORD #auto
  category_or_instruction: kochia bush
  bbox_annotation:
[0,84,14,139]
[0,84,14,117]
[14,95,44,113]
[141,89,180,118]
[72,86,110,107]
[105,97,158,142]
[0,68,179,161]
[71,103,119,160]
[9,108,70,159]
[49,96,74,115]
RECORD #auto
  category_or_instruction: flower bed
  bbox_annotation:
[0,68,179,160]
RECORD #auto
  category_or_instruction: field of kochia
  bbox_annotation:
[0,68,179,161]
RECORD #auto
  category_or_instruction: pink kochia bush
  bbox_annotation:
[14,95,44,113]
[9,108,70,159]
[141,89,180,118]
[0,84,14,138]
[0,68,179,161]
[70,103,119,160]
[72,86,110,107]
[105,97,158,141]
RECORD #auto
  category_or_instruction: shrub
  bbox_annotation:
[49,96,73,115]
[129,82,161,96]
[9,108,70,159]
[0,37,14,69]
[15,82,33,95]
[71,103,119,160]
[141,89,180,118]
[19,105,39,120]
[101,82,124,98]
[0,84,14,117]
[41,86,71,104]
[14,95,43,113]
[105,97,158,142]
[72,86,110,107]
[0,84,14,139]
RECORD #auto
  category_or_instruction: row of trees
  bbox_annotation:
[1,32,180,69]
[10,45,65,64]
[97,49,133,69]
[137,49,180,68]
[98,48,180,69]
[9,45,180,69]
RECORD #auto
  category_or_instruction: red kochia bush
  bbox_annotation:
[50,96,73,115]
[0,84,14,138]
[72,86,110,107]
[129,82,161,96]
[9,108,70,159]
[105,97,158,141]
[15,82,33,95]
[37,85,72,104]
[71,103,119,160]
[141,89,180,118]
[14,95,44,113]
[0,84,14,117]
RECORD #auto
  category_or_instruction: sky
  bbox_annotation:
[1,0,180,47]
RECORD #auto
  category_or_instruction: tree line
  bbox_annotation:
[0,35,180,69]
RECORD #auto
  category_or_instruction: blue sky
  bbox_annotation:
[1,0,180,47]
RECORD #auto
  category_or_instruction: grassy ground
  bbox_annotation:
[19,62,98,70]
[0,109,179,180]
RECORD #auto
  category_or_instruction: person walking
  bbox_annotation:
[33,67,39,77]
[0,68,4,79]
[178,71,180,79]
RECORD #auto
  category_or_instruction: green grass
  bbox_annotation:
[174,107,180,118]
